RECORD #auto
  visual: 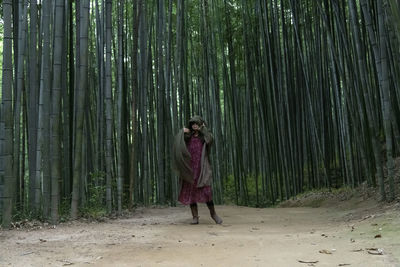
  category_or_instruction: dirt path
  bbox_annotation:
[1,203,399,267]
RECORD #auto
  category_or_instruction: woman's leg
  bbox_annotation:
[206,201,223,224]
[190,203,199,224]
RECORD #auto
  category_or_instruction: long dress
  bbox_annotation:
[178,135,213,205]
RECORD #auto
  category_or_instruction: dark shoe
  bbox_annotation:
[191,216,199,225]
[211,214,223,224]
[190,203,199,224]
[206,201,222,224]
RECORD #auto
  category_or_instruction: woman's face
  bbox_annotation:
[191,123,200,131]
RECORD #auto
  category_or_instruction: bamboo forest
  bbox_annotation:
[1,0,400,230]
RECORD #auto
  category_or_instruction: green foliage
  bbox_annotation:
[12,208,43,222]
[223,174,272,208]
[79,171,107,219]
[223,174,236,204]
[59,198,71,222]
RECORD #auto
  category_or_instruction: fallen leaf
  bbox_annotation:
[367,249,384,255]
[319,249,332,254]
[359,215,372,222]
[374,234,382,238]
[298,260,319,264]
[338,264,351,266]
[57,259,74,266]
[21,251,34,256]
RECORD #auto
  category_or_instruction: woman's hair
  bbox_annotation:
[187,115,206,130]
[188,121,199,130]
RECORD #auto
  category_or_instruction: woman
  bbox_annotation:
[173,115,222,224]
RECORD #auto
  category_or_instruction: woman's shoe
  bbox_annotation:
[191,216,199,224]
[211,214,222,224]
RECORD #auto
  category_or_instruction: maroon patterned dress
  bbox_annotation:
[178,135,213,205]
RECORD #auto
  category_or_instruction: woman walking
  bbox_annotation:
[173,116,223,224]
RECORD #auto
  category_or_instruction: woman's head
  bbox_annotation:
[191,122,200,131]
[188,115,205,131]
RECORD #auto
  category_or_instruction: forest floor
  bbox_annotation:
[1,193,400,267]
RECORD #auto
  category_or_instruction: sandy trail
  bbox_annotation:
[1,203,399,267]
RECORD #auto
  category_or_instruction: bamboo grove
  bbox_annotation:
[1,0,400,226]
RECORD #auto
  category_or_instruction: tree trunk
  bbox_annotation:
[50,0,65,224]
[71,0,90,219]
[1,0,15,228]
[37,0,52,219]
[117,0,125,214]
[105,0,113,214]
[28,0,39,210]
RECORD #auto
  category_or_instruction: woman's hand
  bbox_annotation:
[184,127,190,133]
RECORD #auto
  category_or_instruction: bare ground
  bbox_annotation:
[1,198,399,267]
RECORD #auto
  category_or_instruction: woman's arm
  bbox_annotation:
[199,124,213,145]
[183,127,191,141]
